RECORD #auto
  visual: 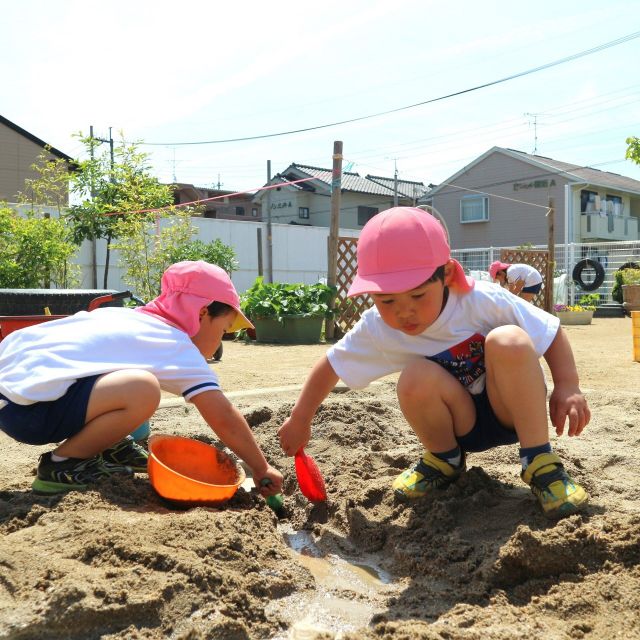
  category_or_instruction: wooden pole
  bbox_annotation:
[325,141,343,341]
[256,227,263,277]
[547,197,555,312]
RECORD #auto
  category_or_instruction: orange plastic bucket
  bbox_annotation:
[147,434,245,506]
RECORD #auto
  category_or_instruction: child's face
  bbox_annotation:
[191,308,237,359]
[371,263,453,335]
[494,271,507,285]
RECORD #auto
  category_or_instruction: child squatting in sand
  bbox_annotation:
[0,260,283,497]
[279,207,589,518]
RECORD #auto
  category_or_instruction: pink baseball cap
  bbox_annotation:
[136,260,253,336]
[489,261,511,280]
[348,207,474,297]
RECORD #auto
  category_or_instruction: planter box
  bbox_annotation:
[555,310,594,325]
[622,284,640,314]
[253,316,324,344]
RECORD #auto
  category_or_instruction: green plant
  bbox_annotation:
[0,205,79,288]
[578,293,600,307]
[612,267,640,303]
[168,238,239,275]
[620,268,640,285]
[241,277,337,323]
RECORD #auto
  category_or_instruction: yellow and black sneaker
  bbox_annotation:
[392,451,465,500]
[32,452,133,495]
[521,452,588,519]
[102,435,149,472]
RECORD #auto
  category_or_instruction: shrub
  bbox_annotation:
[241,278,336,323]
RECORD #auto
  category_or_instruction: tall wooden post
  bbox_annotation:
[325,141,343,340]
[547,197,555,312]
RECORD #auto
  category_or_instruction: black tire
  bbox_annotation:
[571,259,605,291]
[0,289,123,315]
[617,261,639,273]
[212,344,223,362]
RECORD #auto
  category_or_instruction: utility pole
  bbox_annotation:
[326,141,343,341]
[547,197,555,313]
[90,127,115,289]
[89,126,98,288]
[393,159,399,207]
[265,160,273,283]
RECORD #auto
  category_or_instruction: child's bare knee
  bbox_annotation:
[126,370,161,407]
[397,359,439,404]
[486,326,533,361]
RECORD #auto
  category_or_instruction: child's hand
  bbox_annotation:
[255,465,283,496]
[549,385,591,437]
[278,416,311,457]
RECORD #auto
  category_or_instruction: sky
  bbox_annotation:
[2,0,640,193]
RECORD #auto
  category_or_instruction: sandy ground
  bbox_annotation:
[1,317,639,639]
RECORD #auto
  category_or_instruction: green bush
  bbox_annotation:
[241,278,336,323]
[168,238,239,275]
[0,206,78,288]
[612,267,640,303]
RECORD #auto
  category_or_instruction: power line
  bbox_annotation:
[136,30,640,147]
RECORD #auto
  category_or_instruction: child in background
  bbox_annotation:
[0,261,283,497]
[489,261,543,303]
[279,208,589,519]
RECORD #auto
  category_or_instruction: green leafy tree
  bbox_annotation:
[17,147,73,216]
[626,136,640,164]
[0,205,78,288]
[66,134,176,288]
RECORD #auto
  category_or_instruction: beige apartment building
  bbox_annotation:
[0,115,73,204]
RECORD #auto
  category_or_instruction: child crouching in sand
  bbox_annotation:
[279,207,589,518]
[0,260,283,497]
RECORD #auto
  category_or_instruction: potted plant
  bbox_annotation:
[553,294,598,326]
[620,268,640,314]
[240,277,336,344]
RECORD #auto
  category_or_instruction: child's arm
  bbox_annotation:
[278,355,339,456]
[543,327,591,437]
[191,391,283,495]
[508,278,525,295]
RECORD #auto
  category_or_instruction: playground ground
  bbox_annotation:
[0,317,638,639]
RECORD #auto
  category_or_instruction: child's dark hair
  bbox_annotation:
[426,265,446,284]
[207,300,234,318]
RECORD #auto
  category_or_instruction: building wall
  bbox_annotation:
[431,152,568,250]
[75,216,360,293]
[0,123,64,202]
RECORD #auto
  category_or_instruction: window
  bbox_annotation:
[235,206,245,216]
[357,206,378,226]
[251,208,258,217]
[298,207,310,219]
[460,196,489,223]
[605,194,622,216]
[580,189,598,213]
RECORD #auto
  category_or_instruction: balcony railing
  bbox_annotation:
[580,212,638,241]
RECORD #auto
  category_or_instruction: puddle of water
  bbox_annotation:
[268,525,394,638]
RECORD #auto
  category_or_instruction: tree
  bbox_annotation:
[0,205,78,288]
[66,134,176,288]
[626,136,640,164]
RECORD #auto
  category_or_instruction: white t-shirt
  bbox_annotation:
[506,264,543,287]
[327,281,559,393]
[0,307,220,405]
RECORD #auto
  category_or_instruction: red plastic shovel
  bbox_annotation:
[294,448,327,502]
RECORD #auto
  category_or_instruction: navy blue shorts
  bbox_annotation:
[456,387,519,452]
[522,282,543,294]
[0,375,100,445]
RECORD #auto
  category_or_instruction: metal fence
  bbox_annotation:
[451,240,640,305]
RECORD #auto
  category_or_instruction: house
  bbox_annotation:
[0,115,73,204]
[421,147,640,250]
[252,163,428,229]
[172,183,261,221]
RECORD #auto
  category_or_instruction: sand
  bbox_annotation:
[1,317,639,639]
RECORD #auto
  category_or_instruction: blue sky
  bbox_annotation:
[2,0,640,192]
